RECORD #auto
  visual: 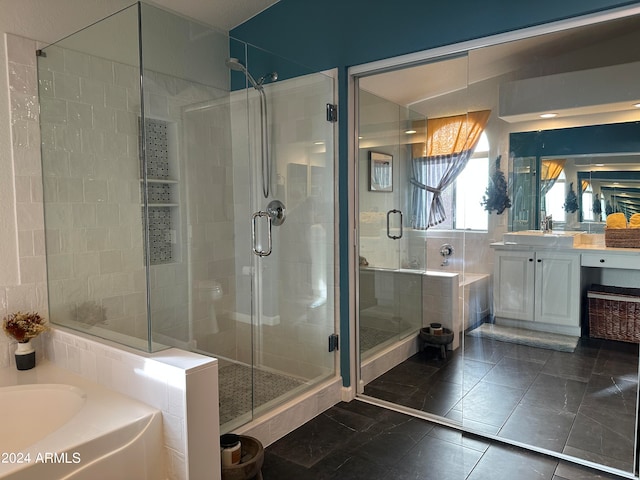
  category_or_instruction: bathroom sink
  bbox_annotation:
[502,230,585,247]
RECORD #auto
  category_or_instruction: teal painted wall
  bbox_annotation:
[231,1,639,70]
[231,0,640,388]
[510,122,640,158]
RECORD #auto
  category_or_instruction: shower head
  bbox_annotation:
[225,57,245,72]
[226,57,260,90]
[225,58,277,90]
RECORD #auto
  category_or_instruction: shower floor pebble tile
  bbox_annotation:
[218,363,304,425]
[261,401,626,480]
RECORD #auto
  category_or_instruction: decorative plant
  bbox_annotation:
[2,311,48,343]
[481,155,511,214]
[592,193,602,221]
[592,194,602,216]
[605,201,614,216]
[563,182,579,213]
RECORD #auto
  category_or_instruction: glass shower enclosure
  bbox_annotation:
[357,89,426,361]
[37,2,337,432]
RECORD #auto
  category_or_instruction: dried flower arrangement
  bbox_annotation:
[2,311,48,343]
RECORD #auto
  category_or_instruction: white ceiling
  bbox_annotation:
[359,15,640,115]
[150,0,279,31]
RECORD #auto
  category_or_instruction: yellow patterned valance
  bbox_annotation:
[411,110,491,158]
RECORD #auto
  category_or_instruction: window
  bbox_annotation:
[581,183,594,221]
[544,170,566,223]
[430,132,489,230]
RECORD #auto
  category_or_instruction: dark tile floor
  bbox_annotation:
[261,399,626,479]
[363,334,639,474]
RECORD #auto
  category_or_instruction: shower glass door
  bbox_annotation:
[196,42,337,431]
[357,88,425,377]
[242,44,337,425]
[138,4,337,432]
[356,55,471,424]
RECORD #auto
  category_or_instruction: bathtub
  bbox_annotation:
[0,362,163,480]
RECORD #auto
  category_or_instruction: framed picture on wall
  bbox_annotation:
[369,151,393,192]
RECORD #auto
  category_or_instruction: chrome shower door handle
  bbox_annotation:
[386,209,403,240]
[252,211,272,256]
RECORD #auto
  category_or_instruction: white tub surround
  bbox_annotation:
[357,267,492,393]
[421,270,460,350]
[0,362,163,480]
[44,327,219,480]
[360,267,492,352]
[459,273,492,332]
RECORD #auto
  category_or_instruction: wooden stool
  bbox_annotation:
[419,327,454,359]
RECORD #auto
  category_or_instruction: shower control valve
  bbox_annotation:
[440,244,454,257]
[267,200,286,226]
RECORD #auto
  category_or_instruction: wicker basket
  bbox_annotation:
[588,285,640,343]
[604,228,640,248]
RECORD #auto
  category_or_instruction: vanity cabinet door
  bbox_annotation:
[494,250,535,321]
[534,252,580,326]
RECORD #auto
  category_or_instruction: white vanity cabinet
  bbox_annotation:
[493,250,535,321]
[494,248,581,334]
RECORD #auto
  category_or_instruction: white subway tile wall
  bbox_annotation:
[37,38,234,345]
[0,35,49,368]
[38,41,147,338]
[45,327,219,480]
[4,33,221,480]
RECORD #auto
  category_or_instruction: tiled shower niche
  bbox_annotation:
[141,117,180,265]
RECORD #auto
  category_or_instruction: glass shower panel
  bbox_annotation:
[38,0,337,435]
[38,5,151,349]
[353,13,640,477]
[460,23,640,475]
[357,89,424,368]
[153,25,337,430]
[174,37,255,431]
[139,3,233,351]
[244,45,337,422]
[358,55,476,424]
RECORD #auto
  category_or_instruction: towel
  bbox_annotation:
[606,212,627,229]
[629,214,640,229]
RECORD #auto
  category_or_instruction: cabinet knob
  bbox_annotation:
[537,259,542,263]
[599,259,605,263]
[529,258,533,262]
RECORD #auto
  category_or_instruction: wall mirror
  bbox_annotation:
[577,167,640,220]
[356,9,640,478]
[510,122,640,232]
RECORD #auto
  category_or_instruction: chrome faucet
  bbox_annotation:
[439,244,454,266]
[541,214,553,233]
